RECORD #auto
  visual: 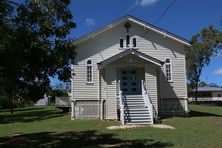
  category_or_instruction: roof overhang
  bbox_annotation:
[191,87,222,92]
[73,15,191,47]
[97,48,164,70]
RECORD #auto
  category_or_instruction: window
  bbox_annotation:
[86,60,93,83]
[120,38,124,48]
[133,38,136,47]
[126,34,130,47]
[217,94,221,97]
[165,58,172,81]
[119,35,137,49]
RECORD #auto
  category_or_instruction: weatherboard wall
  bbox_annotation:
[72,20,188,117]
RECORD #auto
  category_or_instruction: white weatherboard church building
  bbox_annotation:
[71,16,190,125]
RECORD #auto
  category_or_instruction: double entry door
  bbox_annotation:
[121,69,141,95]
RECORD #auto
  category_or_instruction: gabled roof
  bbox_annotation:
[73,15,191,46]
[97,48,164,69]
[192,86,222,92]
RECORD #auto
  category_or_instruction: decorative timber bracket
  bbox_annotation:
[124,22,131,33]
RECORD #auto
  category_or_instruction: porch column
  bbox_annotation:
[71,100,75,120]
[105,67,117,120]
[71,64,75,120]
[145,64,158,117]
[184,98,188,112]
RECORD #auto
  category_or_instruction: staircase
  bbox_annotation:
[123,95,152,124]
[117,80,154,125]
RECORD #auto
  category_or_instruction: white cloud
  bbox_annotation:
[213,68,222,75]
[215,50,221,57]
[85,18,95,27]
[128,0,158,11]
[137,0,158,7]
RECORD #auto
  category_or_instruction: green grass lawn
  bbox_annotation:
[0,105,222,148]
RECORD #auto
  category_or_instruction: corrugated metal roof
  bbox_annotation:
[73,15,191,46]
[192,86,222,92]
[97,48,164,69]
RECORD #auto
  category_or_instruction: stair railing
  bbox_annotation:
[141,80,154,124]
[117,80,124,125]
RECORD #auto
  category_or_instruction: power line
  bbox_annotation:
[154,0,176,24]
[133,0,177,45]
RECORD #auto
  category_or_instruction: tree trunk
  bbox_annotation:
[10,97,14,114]
[194,82,198,105]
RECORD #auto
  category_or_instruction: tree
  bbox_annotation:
[186,25,222,104]
[48,88,68,103]
[209,82,218,87]
[0,0,76,113]
[198,81,208,87]
[53,82,66,90]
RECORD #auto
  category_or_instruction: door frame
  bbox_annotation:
[117,67,145,95]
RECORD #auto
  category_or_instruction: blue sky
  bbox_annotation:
[51,0,222,86]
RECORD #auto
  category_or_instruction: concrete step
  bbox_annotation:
[124,106,148,110]
[124,111,150,115]
[123,102,145,107]
[123,100,144,102]
[125,122,152,125]
[124,107,148,111]
[124,103,145,107]
[124,97,143,100]
[124,99,144,102]
[124,103,146,106]
[125,112,150,115]
[124,95,143,98]
[124,99,144,101]
[124,116,151,119]
[124,103,144,106]
[121,95,153,125]
[124,114,151,118]
[125,118,152,123]
[124,113,150,117]
[124,96,143,99]
[125,118,151,121]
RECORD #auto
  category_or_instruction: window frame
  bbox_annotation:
[126,33,130,48]
[119,38,124,48]
[86,59,93,84]
[165,58,173,82]
[132,37,137,48]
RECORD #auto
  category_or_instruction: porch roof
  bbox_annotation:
[97,49,164,69]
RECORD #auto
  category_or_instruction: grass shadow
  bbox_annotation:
[160,104,222,120]
[189,110,222,117]
[161,110,222,120]
[0,107,45,113]
[0,130,174,148]
[0,107,65,124]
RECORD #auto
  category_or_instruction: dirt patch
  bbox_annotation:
[149,124,175,130]
[107,124,175,130]
[107,125,146,130]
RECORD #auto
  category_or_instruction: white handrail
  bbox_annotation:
[117,80,124,125]
[141,80,154,124]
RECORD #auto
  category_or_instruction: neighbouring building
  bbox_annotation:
[189,86,222,104]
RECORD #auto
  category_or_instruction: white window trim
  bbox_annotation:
[132,37,138,49]
[119,37,124,49]
[126,33,131,48]
[165,58,173,82]
[86,59,93,84]
[119,34,139,50]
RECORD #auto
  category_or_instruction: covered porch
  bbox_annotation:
[98,49,164,124]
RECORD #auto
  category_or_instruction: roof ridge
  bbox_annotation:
[73,15,190,46]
